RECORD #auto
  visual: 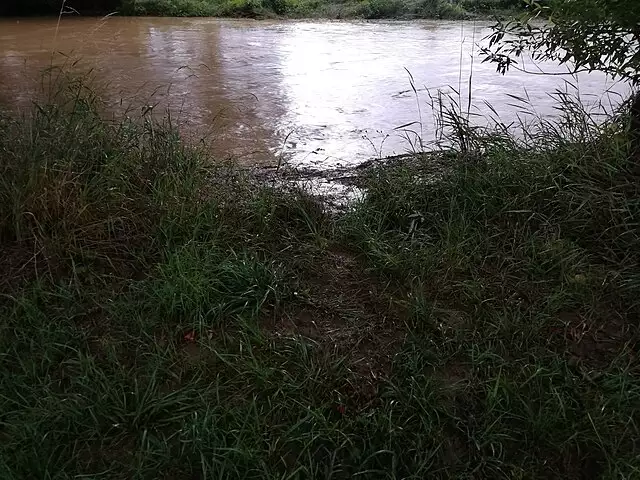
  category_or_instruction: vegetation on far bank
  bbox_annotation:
[0,0,525,19]
[120,0,471,20]
[0,68,638,478]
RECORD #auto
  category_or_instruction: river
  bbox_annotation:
[0,17,628,169]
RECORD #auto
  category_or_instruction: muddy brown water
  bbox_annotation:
[0,17,629,169]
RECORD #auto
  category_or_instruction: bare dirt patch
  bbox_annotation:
[271,248,407,404]
[555,310,638,370]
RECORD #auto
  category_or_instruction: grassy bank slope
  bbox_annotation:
[0,81,638,478]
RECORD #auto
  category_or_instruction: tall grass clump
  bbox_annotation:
[0,76,199,282]
[348,92,640,285]
[0,69,321,286]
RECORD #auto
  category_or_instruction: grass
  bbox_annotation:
[0,72,638,478]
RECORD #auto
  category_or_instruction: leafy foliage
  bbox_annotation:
[482,0,640,84]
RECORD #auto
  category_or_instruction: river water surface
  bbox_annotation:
[0,17,628,169]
